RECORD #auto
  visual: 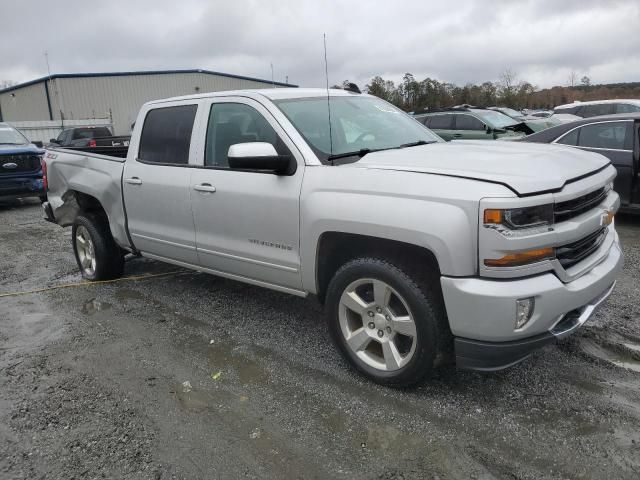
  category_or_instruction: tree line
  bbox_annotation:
[338,71,640,112]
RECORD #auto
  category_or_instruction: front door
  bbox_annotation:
[189,98,304,290]
[123,103,199,264]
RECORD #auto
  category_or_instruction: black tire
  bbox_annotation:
[325,257,450,387]
[71,213,124,281]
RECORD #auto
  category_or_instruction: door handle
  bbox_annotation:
[193,183,217,193]
[452,133,463,138]
[124,177,142,185]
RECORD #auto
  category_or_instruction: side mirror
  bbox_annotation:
[50,138,59,144]
[228,142,294,175]
[32,141,44,148]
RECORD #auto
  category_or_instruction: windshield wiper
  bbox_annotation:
[327,148,375,161]
[398,140,435,148]
[0,142,25,145]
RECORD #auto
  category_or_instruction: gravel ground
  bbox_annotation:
[1,198,639,479]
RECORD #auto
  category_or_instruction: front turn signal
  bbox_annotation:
[484,247,555,267]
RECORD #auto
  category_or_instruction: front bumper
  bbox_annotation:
[441,231,622,371]
[0,176,44,199]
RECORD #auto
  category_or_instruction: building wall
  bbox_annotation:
[48,72,282,134]
[0,81,51,121]
[2,72,286,135]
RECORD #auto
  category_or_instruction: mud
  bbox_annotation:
[1,198,640,479]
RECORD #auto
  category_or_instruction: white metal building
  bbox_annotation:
[0,69,295,136]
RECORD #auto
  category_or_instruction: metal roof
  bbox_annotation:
[0,68,297,94]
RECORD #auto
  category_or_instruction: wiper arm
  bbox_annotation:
[398,140,435,148]
[327,148,374,161]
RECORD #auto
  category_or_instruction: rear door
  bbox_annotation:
[123,102,200,264]
[453,114,491,140]
[189,97,304,290]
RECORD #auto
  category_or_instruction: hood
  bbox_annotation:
[0,144,45,156]
[344,141,609,196]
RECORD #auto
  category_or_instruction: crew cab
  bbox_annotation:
[0,122,44,201]
[42,89,623,386]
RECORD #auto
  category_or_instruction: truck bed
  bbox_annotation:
[51,144,129,158]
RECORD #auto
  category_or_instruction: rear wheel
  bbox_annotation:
[72,213,124,281]
[326,257,448,387]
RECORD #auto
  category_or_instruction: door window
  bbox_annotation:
[138,105,197,165]
[577,122,628,149]
[455,114,485,131]
[428,115,453,129]
[205,103,289,168]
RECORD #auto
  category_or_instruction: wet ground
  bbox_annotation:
[1,198,639,479]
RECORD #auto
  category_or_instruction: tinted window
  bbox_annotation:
[205,103,288,168]
[455,114,485,131]
[581,104,614,117]
[72,127,111,140]
[615,103,640,113]
[556,128,579,146]
[578,122,628,149]
[428,115,453,129]
[138,105,197,165]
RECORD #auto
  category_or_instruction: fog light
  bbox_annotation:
[515,297,535,329]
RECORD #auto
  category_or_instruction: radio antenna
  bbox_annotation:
[323,33,334,158]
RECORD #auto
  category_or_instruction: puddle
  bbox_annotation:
[207,341,267,385]
[171,383,217,411]
[81,298,112,315]
[580,338,640,373]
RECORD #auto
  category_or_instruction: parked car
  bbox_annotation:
[554,99,640,118]
[0,122,45,201]
[523,113,640,212]
[488,107,562,131]
[48,126,130,153]
[414,107,532,141]
[43,88,622,386]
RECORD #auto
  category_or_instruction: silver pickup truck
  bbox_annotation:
[42,88,622,386]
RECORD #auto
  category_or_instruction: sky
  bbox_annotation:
[1,0,639,91]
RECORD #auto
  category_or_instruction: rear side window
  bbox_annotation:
[428,115,453,129]
[578,122,628,149]
[615,103,640,114]
[581,104,614,117]
[455,114,485,131]
[138,105,197,165]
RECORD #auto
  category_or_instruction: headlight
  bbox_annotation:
[484,204,554,230]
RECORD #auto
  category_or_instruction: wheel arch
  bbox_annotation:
[314,232,441,304]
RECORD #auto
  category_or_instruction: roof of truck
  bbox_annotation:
[147,87,367,105]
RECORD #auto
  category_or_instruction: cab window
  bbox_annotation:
[455,115,485,131]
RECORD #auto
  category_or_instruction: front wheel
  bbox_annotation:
[325,257,448,387]
[72,213,124,281]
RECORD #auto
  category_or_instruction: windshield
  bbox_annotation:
[472,110,519,128]
[273,95,441,162]
[0,125,29,145]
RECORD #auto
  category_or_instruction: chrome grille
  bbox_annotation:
[554,187,606,223]
[556,227,607,269]
[0,155,41,174]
